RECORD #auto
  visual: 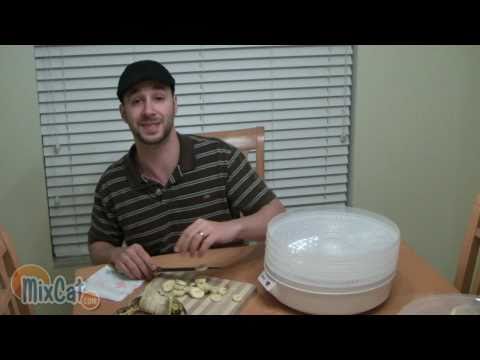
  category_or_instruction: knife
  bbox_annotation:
[152,264,222,276]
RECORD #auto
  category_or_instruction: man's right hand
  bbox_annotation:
[109,244,156,280]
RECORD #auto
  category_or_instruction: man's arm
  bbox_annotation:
[88,179,156,280]
[89,241,119,265]
[234,197,285,241]
[174,198,285,256]
[89,241,156,280]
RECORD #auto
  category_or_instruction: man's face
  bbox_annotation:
[120,81,177,145]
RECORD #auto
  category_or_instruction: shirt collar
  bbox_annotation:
[124,132,195,188]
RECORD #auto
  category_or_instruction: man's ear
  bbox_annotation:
[174,95,178,116]
[119,104,127,123]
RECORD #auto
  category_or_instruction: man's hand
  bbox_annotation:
[109,243,156,280]
[174,218,242,257]
[174,198,285,257]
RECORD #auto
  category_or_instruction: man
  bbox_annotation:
[88,60,285,280]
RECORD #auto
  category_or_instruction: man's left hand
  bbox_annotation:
[174,218,241,257]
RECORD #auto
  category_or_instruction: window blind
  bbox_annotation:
[33,45,353,258]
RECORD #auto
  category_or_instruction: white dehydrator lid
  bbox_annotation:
[265,207,401,293]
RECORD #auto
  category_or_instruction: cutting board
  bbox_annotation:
[143,272,256,315]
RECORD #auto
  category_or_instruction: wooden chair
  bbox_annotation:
[454,193,480,294]
[197,127,265,178]
[0,225,34,314]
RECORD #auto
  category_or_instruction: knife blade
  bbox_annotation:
[152,264,222,276]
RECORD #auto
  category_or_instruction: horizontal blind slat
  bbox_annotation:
[40,106,351,126]
[42,116,351,136]
[36,68,351,92]
[38,87,351,112]
[36,56,353,81]
[38,77,352,101]
[44,146,350,167]
[35,46,353,67]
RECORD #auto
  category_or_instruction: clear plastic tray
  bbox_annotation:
[398,294,480,315]
[265,207,401,290]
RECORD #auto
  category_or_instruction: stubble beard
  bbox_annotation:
[131,117,174,146]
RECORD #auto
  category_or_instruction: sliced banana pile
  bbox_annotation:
[137,278,186,315]
[117,277,244,315]
[160,277,230,303]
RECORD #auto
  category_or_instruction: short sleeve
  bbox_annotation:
[225,148,276,216]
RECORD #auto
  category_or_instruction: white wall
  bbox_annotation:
[351,45,480,280]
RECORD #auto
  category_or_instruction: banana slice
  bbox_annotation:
[175,279,187,286]
[201,283,212,294]
[210,293,223,302]
[162,280,175,292]
[189,287,205,299]
[232,293,243,302]
[173,289,186,297]
[174,283,186,291]
[218,287,228,296]
[195,278,207,286]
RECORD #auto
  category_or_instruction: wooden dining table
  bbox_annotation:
[72,240,459,315]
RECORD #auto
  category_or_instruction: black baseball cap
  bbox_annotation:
[116,60,176,102]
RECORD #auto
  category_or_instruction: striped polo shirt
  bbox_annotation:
[88,132,276,255]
